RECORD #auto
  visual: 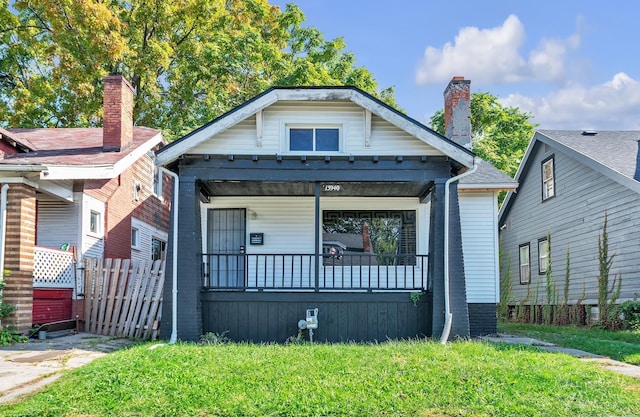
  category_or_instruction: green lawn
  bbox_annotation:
[1,340,639,416]
[499,322,640,365]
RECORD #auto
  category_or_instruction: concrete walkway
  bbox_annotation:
[0,332,135,404]
[484,333,640,379]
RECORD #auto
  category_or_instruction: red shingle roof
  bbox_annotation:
[1,127,161,166]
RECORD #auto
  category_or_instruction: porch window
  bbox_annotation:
[322,210,416,266]
[542,156,555,200]
[287,126,340,152]
[538,237,549,274]
[519,243,530,284]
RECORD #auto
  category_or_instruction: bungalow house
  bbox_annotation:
[0,75,172,332]
[498,130,640,314]
[155,77,516,342]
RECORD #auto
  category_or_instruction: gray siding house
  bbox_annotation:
[499,130,640,310]
[156,78,515,342]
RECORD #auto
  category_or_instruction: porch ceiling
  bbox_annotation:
[199,180,431,198]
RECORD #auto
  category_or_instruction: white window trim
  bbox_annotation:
[542,156,555,200]
[519,243,530,284]
[281,122,344,154]
[88,210,102,238]
[153,165,163,199]
[132,227,141,250]
[538,237,549,274]
[151,237,167,261]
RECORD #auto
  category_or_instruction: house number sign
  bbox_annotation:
[323,184,341,192]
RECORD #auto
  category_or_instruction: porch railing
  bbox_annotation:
[201,253,428,291]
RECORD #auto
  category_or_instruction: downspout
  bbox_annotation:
[440,158,478,344]
[0,184,8,320]
[159,167,179,344]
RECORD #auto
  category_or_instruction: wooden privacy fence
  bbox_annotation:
[84,258,165,340]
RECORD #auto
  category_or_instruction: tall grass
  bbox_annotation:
[1,340,639,416]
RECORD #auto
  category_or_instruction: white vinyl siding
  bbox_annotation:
[36,196,79,250]
[81,194,105,259]
[189,102,444,156]
[459,192,500,303]
[130,217,169,265]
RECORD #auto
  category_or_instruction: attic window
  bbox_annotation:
[541,156,555,201]
[286,125,341,152]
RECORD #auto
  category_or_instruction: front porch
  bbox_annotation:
[162,154,470,342]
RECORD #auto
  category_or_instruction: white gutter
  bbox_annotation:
[159,167,179,344]
[440,159,478,344]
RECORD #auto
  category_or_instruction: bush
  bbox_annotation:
[616,300,640,330]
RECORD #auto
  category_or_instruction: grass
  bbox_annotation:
[499,322,640,365]
[1,340,639,416]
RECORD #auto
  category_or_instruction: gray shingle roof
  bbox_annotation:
[538,130,640,181]
[459,159,517,188]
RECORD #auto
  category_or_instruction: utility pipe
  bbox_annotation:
[159,167,179,344]
[440,159,478,344]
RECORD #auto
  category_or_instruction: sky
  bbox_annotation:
[270,0,640,131]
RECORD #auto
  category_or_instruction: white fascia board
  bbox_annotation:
[155,94,279,166]
[459,183,518,191]
[498,131,538,219]
[0,164,46,172]
[37,180,74,202]
[40,133,163,180]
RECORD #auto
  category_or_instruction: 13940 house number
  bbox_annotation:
[323,184,341,192]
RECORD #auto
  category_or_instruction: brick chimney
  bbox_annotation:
[443,76,471,149]
[102,74,134,152]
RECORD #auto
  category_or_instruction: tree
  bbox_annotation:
[430,92,536,178]
[1,0,397,140]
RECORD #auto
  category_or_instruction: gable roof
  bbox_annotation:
[499,130,640,220]
[155,86,475,168]
[459,159,517,190]
[0,127,163,180]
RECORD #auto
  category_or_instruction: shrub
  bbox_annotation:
[615,300,640,330]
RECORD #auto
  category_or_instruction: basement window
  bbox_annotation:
[286,125,341,152]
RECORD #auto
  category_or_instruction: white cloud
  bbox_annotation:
[501,73,640,130]
[416,15,579,85]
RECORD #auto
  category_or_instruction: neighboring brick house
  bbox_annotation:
[0,75,171,332]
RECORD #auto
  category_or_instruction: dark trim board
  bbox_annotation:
[201,291,431,343]
[467,303,497,336]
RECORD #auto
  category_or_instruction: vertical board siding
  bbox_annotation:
[189,101,442,156]
[201,292,430,343]
[501,142,640,305]
[459,192,499,303]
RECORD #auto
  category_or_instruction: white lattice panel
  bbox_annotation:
[33,247,76,291]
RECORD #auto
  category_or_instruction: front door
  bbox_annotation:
[207,208,246,288]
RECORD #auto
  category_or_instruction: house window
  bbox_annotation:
[322,210,416,266]
[288,126,340,152]
[133,180,141,201]
[542,156,555,200]
[538,237,549,274]
[153,166,162,197]
[132,227,140,249]
[152,238,166,261]
[519,243,530,284]
[89,210,101,235]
